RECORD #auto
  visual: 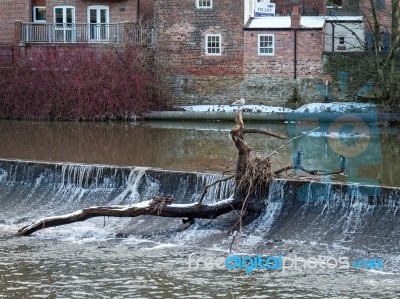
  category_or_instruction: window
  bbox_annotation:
[374,0,385,10]
[54,6,76,42]
[327,0,342,7]
[88,6,109,41]
[33,6,46,22]
[205,34,221,55]
[258,34,274,55]
[196,0,212,9]
[365,32,390,52]
[339,37,345,44]
[54,6,75,24]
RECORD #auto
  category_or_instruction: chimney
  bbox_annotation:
[291,6,301,29]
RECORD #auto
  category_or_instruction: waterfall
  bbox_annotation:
[1,159,399,253]
[196,172,235,204]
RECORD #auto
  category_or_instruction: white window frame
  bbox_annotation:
[54,5,76,24]
[87,5,110,24]
[33,6,46,23]
[205,34,221,56]
[87,5,110,41]
[53,6,76,42]
[258,34,274,56]
[196,0,213,9]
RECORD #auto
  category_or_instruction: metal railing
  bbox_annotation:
[21,23,155,46]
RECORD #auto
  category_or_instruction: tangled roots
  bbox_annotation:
[238,155,274,196]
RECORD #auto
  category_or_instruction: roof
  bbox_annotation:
[245,16,363,30]
[324,16,363,22]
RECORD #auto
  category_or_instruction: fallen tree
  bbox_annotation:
[17,110,345,236]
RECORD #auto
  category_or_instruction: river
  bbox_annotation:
[0,119,399,298]
[0,119,398,186]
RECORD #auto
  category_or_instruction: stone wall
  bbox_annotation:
[170,74,325,106]
[168,51,395,106]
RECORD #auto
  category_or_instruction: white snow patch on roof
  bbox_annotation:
[324,16,363,22]
[248,16,325,29]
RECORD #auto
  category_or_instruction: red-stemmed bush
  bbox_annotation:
[0,44,171,120]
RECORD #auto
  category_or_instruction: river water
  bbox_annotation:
[0,120,400,298]
[0,119,398,186]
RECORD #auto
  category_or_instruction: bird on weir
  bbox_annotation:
[294,151,303,169]
[339,155,348,175]
[231,98,245,111]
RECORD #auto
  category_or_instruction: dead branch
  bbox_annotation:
[266,127,320,159]
[243,128,286,140]
[274,166,293,176]
[274,165,348,176]
[17,197,242,236]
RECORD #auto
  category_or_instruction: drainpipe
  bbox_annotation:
[331,23,335,52]
[294,30,297,79]
[291,6,301,80]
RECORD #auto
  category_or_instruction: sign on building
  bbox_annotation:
[254,2,275,17]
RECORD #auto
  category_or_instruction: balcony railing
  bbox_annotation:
[21,22,155,46]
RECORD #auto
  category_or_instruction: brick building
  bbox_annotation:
[155,0,244,76]
[1,0,390,104]
[155,0,331,104]
[244,10,325,79]
[0,0,151,45]
[154,0,374,104]
[269,0,327,16]
[43,0,139,24]
[328,0,394,50]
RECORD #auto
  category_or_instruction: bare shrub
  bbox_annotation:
[0,44,171,120]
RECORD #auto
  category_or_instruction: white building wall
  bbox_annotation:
[324,20,364,52]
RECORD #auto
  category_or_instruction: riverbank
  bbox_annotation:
[143,102,400,123]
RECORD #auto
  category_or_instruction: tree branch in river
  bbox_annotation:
[18,108,286,236]
[16,106,350,238]
[17,196,243,236]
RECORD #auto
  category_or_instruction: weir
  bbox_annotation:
[0,159,399,254]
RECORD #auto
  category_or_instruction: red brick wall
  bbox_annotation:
[244,29,323,78]
[358,0,393,33]
[0,0,30,44]
[155,0,244,75]
[46,0,138,23]
[139,0,154,21]
[272,0,327,16]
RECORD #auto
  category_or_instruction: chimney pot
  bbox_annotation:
[291,6,301,29]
